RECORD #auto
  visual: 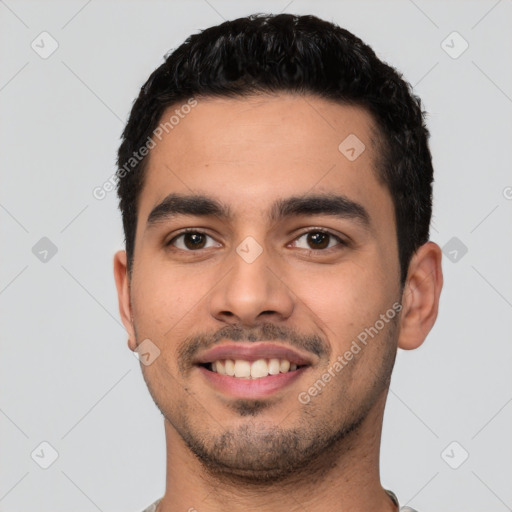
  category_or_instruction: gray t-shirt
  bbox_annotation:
[140,491,418,511]
[140,497,162,512]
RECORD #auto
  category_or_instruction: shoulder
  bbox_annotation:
[140,497,163,512]
[386,489,420,512]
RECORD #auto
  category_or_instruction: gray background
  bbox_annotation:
[1,0,511,511]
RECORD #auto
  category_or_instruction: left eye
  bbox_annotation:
[291,231,343,250]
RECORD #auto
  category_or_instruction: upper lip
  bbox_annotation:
[194,342,315,366]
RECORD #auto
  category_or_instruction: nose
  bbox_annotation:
[208,239,295,326]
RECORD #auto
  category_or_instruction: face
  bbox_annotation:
[118,94,405,482]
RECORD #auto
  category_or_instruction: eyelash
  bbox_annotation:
[166,228,347,253]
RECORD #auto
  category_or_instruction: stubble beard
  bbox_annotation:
[156,319,399,487]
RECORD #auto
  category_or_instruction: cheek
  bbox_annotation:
[296,263,388,331]
[130,265,190,336]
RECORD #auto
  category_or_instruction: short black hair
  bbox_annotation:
[117,13,434,285]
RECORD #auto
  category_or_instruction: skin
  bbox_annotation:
[114,93,443,512]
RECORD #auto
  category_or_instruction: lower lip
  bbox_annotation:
[197,365,308,399]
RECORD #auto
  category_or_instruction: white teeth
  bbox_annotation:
[224,359,235,376]
[209,358,302,379]
[250,359,268,379]
[234,360,251,378]
[268,358,280,375]
[216,360,226,375]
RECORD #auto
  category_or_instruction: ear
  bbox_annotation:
[398,241,443,350]
[113,250,137,351]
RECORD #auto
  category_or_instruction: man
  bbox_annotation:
[113,13,443,512]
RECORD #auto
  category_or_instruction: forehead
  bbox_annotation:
[137,93,392,230]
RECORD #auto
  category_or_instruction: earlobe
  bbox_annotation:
[113,250,137,351]
[397,241,443,350]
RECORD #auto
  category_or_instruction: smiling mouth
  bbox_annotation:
[198,358,308,379]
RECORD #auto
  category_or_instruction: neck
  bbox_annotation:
[158,393,395,512]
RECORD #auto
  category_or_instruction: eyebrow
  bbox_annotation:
[146,192,371,230]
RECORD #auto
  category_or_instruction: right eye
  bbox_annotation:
[167,230,221,251]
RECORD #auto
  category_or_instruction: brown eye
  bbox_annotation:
[292,230,343,251]
[182,233,206,249]
[168,231,219,251]
[307,232,330,249]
